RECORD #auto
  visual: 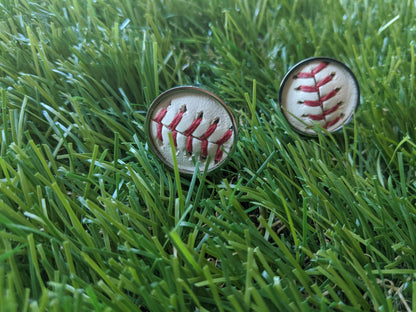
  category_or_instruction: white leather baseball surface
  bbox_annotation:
[147,87,237,174]
[279,58,359,135]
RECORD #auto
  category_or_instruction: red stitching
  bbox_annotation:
[320,88,339,102]
[215,129,233,163]
[216,129,233,145]
[325,116,342,129]
[169,111,185,130]
[157,123,163,141]
[186,135,193,153]
[295,62,342,128]
[307,113,326,121]
[303,100,322,107]
[172,130,178,147]
[298,85,319,93]
[201,140,208,158]
[154,108,167,122]
[312,62,328,75]
[154,108,168,141]
[295,62,328,79]
[200,122,218,140]
[316,74,334,88]
[307,103,341,120]
[184,115,203,136]
[152,107,233,163]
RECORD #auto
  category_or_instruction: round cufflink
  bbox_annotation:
[145,86,238,175]
[279,57,360,136]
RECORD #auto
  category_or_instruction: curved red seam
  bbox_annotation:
[316,74,334,88]
[186,136,193,153]
[216,129,233,145]
[184,117,203,136]
[296,62,328,79]
[312,62,328,75]
[297,72,314,79]
[157,123,163,141]
[169,111,184,130]
[154,108,167,122]
[308,104,341,120]
[153,108,232,162]
[320,89,339,102]
[299,74,334,92]
[215,129,233,162]
[172,130,178,147]
[154,108,168,142]
[304,89,339,107]
[299,85,319,92]
[215,148,224,163]
[323,104,340,116]
[307,114,326,121]
[324,116,341,129]
[296,62,342,128]
[201,140,208,158]
[200,123,218,140]
[304,100,322,107]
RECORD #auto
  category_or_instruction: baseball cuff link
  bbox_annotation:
[145,86,238,175]
[279,57,360,136]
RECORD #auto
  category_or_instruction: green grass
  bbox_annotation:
[0,0,415,311]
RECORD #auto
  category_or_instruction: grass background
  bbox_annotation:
[0,0,415,311]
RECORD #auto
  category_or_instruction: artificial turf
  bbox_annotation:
[0,0,415,311]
